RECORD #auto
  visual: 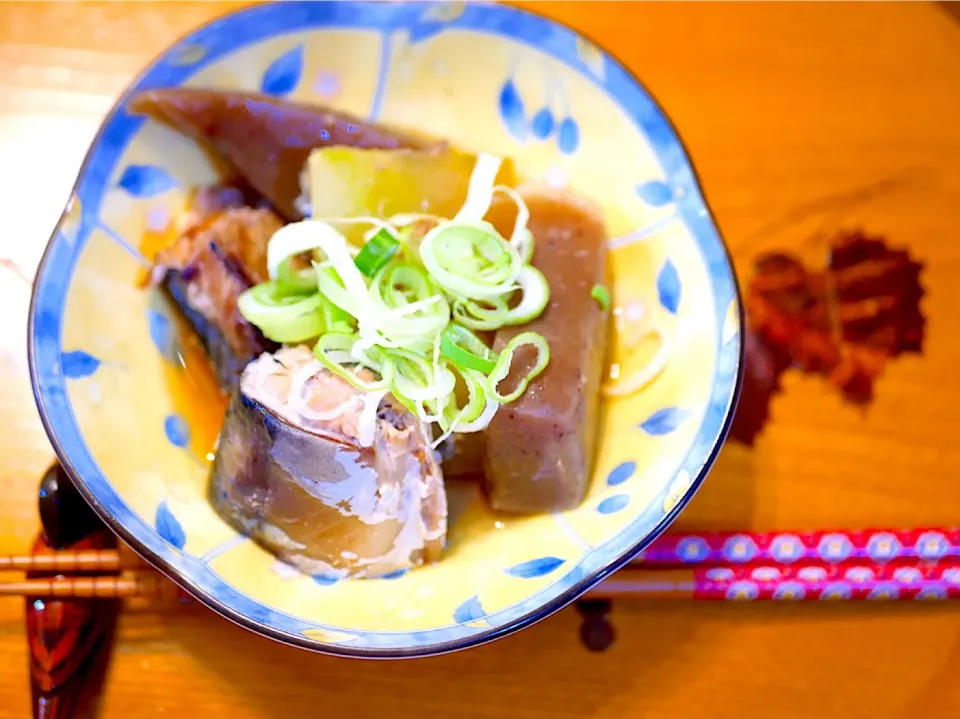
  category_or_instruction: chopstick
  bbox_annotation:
[592,558,960,600]
[5,558,958,601]
[2,572,181,599]
[4,526,956,575]
[636,527,960,567]
[0,548,139,573]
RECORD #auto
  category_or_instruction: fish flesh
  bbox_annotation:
[151,193,284,391]
[210,346,447,578]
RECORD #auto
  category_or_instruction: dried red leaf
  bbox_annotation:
[728,327,790,445]
[730,230,924,443]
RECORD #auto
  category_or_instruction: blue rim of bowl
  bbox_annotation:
[28,0,744,659]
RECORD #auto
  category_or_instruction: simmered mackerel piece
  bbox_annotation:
[152,198,284,391]
[483,190,610,513]
[128,89,437,220]
[210,346,448,578]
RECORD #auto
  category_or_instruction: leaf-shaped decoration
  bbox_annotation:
[640,407,691,435]
[117,164,177,198]
[504,556,565,579]
[728,329,787,445]
[147,309,178,364]
[260,45,305,97]
[605,461,636,487]
[597,494,630,515]
[155,501,186,549]
[453,595,486,624]
[311,574,339,586]
[530,107,555,140]
[61,350,100,379]
[556,116,579,155]
[379,569,407,580]
[498,78,527,141]
[657,259,682,314]
[163,414,190,449]
[734,230,925,443]
[635,180,674,207]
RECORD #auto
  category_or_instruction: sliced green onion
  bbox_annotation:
[419,221,521,299]
[318,294,355,335]
[276,256,318,295]
[354,228,400,277]
[430,367,491,447]
[267,221,358,291]
[454,369,490,425]
[514,228,534,264]
[440,325,498,373]
[371,263,450,339]
[237,282,326,343]
[453,153,502,224]
[452,296,508,331]
[591,284,611,311]
[500,266,549,326]
[374,263,435,308]
[487,332,550,403]
[389,347,457,402]
[313,332,393,392]
[239,154,557,441]
[455,395,498,433]
[493,185,534,262]
[451,266,548,330]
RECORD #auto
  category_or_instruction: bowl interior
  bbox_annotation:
[30,1,741,656]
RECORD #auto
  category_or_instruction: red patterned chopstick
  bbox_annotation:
[634,527,959,568]
[2,528,958,601]
[5,558,957,602]
[596,559,960,600]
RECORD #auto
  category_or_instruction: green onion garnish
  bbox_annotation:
[419,221,521,299]
[440,324,499,373]
[354,228,400,277]
[487,332,550,403]
[240,152,556,441]
[276,256,318,295]
[236,282,326,343]
[591,284,610,311]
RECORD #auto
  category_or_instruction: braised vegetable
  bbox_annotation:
[304,146,515,230]
[482,189,610,513]
[236,153,552,448]
[128,89,438,220]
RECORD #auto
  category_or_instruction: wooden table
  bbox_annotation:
[2,2,959,717]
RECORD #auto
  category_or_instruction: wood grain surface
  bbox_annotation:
[1,2,959,717]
